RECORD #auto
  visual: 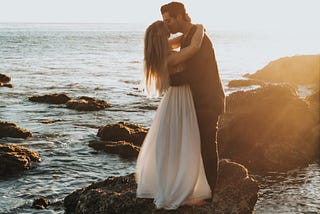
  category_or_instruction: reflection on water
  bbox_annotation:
[254,163,320,213]
[0,132,136,213]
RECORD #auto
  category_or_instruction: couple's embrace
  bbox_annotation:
[135,2,225,210]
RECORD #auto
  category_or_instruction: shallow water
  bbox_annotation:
[0,23,319,213]
[254,164,320,213]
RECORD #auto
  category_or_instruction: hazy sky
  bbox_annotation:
[0,0,319,31]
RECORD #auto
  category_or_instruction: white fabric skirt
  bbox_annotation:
[136,85,211,209]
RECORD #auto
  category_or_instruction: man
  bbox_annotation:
[161,2,225,199]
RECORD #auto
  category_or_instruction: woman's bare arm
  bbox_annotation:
[167,24,204,66]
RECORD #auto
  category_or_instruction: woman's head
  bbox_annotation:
[144,21,170,96]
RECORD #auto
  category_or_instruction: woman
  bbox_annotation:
[135,21,211,209]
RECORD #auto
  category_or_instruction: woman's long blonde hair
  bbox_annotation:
[144,21,170,96]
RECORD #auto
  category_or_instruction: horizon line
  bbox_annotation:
[0,21,318,34]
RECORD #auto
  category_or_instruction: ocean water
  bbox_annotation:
[0,23,319,213]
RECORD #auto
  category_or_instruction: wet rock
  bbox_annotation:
[218,84,319,172]
[32,197,50,209]
[0,73,11,83]
[213,160,259,214]
[0,73,13,88]
[0,82,13,88]
[228,79,265,88]
[244,55,320,88]
[89,141,140,158]
[29,93,71,104]
[64,159,258,214]
[40,119,63,124]
[0,121,32,139]
[66,96,110,111]
[97,122,148,147]
[0,144,40,176]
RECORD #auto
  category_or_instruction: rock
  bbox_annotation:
[29,93,71,104]
[305,91,320,123]
[213,160,259,214]
[97,122,148,147]
[228,79,265,88]
[66,96,110,111]
[305,124,320,161]
[40,119,63,124]
[0,121,32,139]
[244,55,320,88]
[89,141,140,159]
[0,73,13,88]
[0,144,40,176]
[0,82,13,88]
[64,159,258,214]
[306,90,320,105]
[0,73,11,83]
[32,197,50,209]
[218,84,319,172]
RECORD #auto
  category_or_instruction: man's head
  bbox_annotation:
[161,2,190,34]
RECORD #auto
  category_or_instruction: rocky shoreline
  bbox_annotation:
[0,55,319,212]
[64,159,258,214]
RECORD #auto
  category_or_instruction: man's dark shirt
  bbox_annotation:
[170,25,225,115]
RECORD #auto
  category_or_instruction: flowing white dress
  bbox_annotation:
[136,85,211,209]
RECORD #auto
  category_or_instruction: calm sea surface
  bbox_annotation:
[0,23,319,213]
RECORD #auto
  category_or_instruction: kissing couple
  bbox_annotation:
[135,1,225,210]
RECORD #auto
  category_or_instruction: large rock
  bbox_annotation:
[0,121,32,138]
[218,84,319,172]
[305,90,320,123]
[244,55,320,87]
[89,141,140,159]
[97,122,148,147]
[304,91,320,159]
[0,144,40,176]
[66,96,110,111]
[29,93,71,104]
[64,159,258,214]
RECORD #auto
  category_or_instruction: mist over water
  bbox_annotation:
[0,23,319,213]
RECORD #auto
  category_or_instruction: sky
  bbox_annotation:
[0,0,319,31]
